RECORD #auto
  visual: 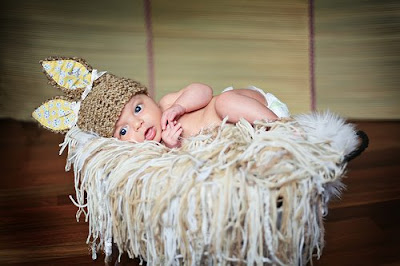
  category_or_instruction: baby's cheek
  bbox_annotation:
[122,132,135,142]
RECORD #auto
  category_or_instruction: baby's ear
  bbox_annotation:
[40,57,94,100]
[32,97,80,133]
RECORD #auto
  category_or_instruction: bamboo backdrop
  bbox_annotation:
[315,0,400,119]
[0,0,148,120]
[0,0,399,120]
[151,0,310,114]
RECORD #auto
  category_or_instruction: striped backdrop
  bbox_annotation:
[1,0,399,120]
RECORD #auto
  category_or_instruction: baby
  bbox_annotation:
[32,57,289,147]
[114,83,290,148]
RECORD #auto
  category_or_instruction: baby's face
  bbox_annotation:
[113,94,162,143]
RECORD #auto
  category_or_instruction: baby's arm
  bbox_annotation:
[159,83,213,129]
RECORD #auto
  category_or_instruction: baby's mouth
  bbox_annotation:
[145,126,156,141]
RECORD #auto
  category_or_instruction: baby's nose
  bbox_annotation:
[134,119,144,131]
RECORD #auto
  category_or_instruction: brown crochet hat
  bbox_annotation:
[32,56,148,137]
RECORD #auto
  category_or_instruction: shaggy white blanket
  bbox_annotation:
[60,111,359,265]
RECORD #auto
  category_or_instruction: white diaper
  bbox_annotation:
[222,86,290,118]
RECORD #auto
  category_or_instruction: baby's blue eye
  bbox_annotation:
[120,127,127,136]
[134,105,142,114]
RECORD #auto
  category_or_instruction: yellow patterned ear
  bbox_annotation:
[40,58,92,93]
[32,98,80,133]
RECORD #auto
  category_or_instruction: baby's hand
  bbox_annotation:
[162,121,183,148]
[161,104,186,130]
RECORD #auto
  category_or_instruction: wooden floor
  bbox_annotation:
[0,119,399,265]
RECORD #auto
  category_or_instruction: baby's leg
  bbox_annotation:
[215,89,278,123]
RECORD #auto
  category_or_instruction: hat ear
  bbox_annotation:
[32,97,80,133]
[40,57,94,99]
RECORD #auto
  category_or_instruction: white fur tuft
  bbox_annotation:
[294,111,359,157]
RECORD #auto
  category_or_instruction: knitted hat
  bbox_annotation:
[32,56,148,137]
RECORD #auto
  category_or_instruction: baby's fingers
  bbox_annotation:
[162,112,176,130]
[172,122,182,132]
[171,123,182,137]
[173,128,183,139]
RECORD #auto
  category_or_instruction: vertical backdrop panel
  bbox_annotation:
[315,0,400,119]
[152,0,311,115]
[0,0,148,120]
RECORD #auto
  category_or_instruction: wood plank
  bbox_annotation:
[1,119,399,265]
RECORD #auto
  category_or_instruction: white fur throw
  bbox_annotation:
[60,111,359,265]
